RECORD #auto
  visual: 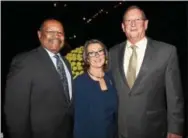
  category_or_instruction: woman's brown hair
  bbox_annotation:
[82,39,108,72]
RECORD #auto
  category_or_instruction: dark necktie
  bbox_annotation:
[54,54,70,100]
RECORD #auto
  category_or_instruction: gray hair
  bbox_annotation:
[123,5,147,22]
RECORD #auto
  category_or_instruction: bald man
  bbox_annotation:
[4,19,73,138]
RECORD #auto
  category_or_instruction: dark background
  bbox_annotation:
[1,1,188,137]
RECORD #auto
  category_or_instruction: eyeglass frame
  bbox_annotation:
[87,49,105,57]
[124,18,146,25]
[42,30,64,36]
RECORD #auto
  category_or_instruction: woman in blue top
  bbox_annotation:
[73,39,118,138]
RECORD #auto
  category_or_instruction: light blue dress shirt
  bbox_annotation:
[44,48,72,100]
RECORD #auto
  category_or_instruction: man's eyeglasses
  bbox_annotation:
[43,30,64,36]
[125,18,145,25]
[87,49,105,57]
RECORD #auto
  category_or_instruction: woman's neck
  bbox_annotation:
[88,68,104,79]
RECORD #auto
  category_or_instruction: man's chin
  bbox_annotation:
[48,47,61,53]
[129,33,138,37]
[129,36,138,40]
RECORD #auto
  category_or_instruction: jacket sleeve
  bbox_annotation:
[4,55,32,138]
[165,46,184,135]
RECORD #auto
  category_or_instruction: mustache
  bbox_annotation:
[49,38,62,43]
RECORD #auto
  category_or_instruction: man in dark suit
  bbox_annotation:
[4,19,73,138]
[109,6,184,138]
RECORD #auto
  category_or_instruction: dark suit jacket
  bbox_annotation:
[4,46,73,138]
[109,38,184,138]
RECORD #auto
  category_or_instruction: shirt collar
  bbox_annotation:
[126,37,147,49]
[44,48,60,58]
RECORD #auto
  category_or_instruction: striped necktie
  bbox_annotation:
[54,54,70,100]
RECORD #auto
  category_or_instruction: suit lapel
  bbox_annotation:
[118,41,131,91]
[36,47,70,104]
[130,38,154,94]
[61,56,73,103]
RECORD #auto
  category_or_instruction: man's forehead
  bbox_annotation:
[42,20,63,30]
[125,9,142,17]
[44,20,62,27]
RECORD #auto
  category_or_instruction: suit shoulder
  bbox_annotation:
[149,39,178,61]
[11,48,38,66]
[110,41,126,52]
[7,48,38,79]
[151,39,176,51]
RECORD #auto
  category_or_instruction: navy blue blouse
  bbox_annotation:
[73,72,118,138]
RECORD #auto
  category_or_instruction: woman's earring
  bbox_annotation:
[105,58,108,64]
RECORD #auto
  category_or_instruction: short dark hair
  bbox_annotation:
[83,39,108,72]
[39,18,63,31]
[122,5,147,22]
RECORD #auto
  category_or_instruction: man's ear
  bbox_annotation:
[37,30,41,39]
[144,20,149,31]
[121,23,125,32]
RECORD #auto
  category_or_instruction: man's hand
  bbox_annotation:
[167,133,182,138]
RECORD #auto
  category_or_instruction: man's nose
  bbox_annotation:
[130,20,136,27]
[53,32,61,38]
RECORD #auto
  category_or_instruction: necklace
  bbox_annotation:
[87,70,104,79]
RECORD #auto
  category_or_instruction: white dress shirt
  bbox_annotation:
[123,37,148,78]
[44,48,72,100]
